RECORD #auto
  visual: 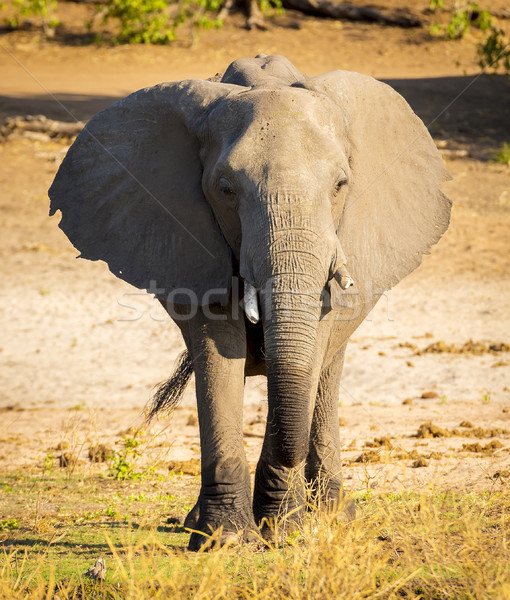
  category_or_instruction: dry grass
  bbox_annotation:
[0,483,508,599]
[1,413,509,598]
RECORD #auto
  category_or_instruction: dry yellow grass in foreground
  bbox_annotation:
[1,488,508,599]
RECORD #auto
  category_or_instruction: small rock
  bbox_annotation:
[402,398,413,406]
[186,413,198,426]
[428,451,443,460]
[354,451,381,463]
[493,470,510,479]
[421,391,439,399]
[489,342,510,353]
[469,426,508,438]
[366,436,393,449]
[58,452,75,467]
[0,403,24,412]
[415,422,451,438]
[397,341,418,351]
[85,558,106,581]
[462,440,503,454]
[393,449,420,460]
[492,360,508,368]
[462,442,483,453]
[168,458,201,476]
[88,444,113,462]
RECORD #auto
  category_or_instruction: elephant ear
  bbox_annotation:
[308,71,452,309]
[49,80,236,305]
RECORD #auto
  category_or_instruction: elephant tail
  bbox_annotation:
[145,351,194,422]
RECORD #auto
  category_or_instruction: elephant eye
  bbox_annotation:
[333,173,348,196]
[219,176,235,196]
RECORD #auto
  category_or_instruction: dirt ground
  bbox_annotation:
[0,1,509,496]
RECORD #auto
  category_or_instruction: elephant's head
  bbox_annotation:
[49,54,451,468]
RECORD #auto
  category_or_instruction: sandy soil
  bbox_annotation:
[0,1,509,495]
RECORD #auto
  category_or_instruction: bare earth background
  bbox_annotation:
[0,0,509,495]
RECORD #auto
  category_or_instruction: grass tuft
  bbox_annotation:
[0,472,509,598]
[492,142,510,166]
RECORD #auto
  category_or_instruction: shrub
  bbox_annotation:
[3,0,59,36]
[97,0,224,44]
[430,2,510,75]
[492,142,510,165]
[478,27,510,74]
[108,433,144,480]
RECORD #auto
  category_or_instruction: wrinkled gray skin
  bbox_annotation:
[49,55,451,550]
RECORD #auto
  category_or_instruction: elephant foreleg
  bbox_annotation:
[253,437,306,541]
[305,345,355,520]
[170,303,257,550]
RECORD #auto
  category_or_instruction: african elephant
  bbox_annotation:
[49,54,451,550]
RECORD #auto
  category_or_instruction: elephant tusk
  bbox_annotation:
[244,280,260,324]
[334,265,354,290]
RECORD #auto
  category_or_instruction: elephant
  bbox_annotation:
[49,54,451,551]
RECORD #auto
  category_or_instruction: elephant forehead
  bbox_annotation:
[212,87,344,141]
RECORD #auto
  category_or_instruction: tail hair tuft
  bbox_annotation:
[146,350,193,422]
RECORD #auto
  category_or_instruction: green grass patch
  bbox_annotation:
[0,472,509,599]
[492,142,510,166]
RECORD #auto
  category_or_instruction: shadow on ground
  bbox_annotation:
[0,94,119,122]
[386,74,510,160]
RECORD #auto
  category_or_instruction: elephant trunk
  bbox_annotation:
[241,198,344,469]
[263,302,319,468]
[259,258,325,468]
